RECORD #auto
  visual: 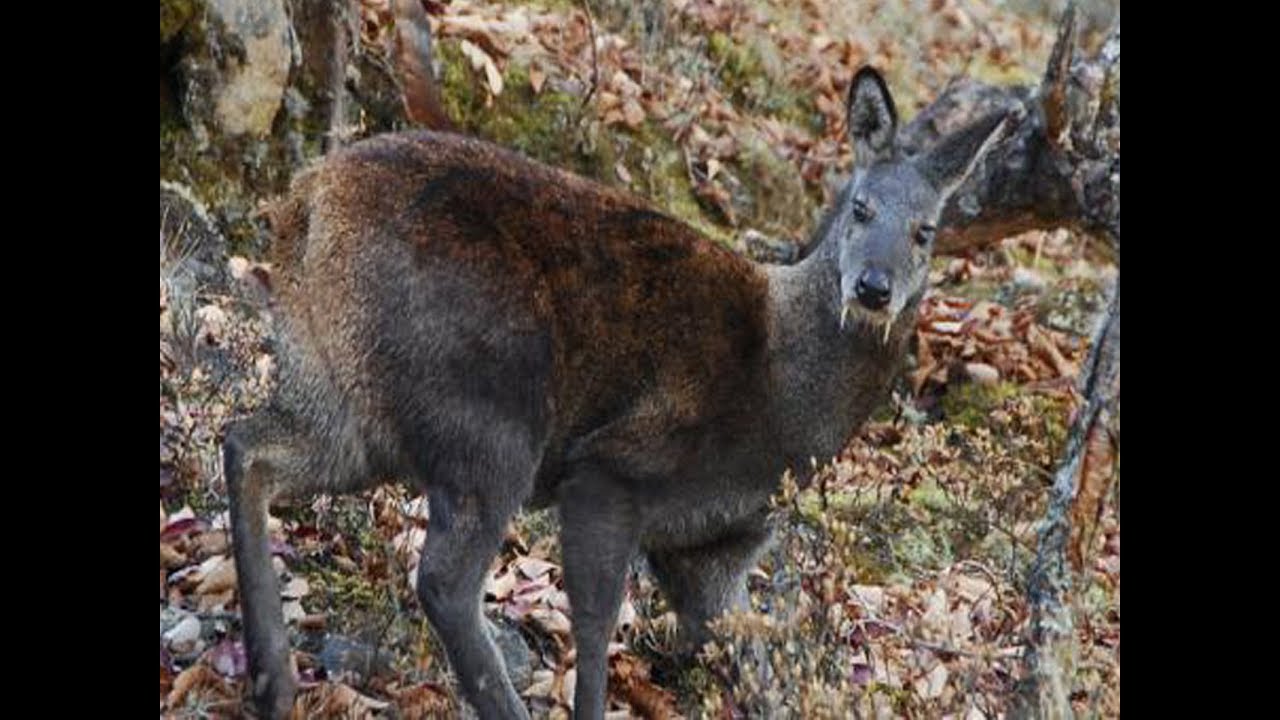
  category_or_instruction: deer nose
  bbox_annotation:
[855,268,892,310]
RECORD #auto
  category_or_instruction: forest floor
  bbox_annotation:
[160,1,1119,717]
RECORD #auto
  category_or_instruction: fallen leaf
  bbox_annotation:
[208,639,247,678]
[161,542,187,569]
[195,556,237,595]
[528,606,572,639]
[166,664,222,709]
[515,556,558,580]
[395,681,455,718]
[913,660,949,700]
[622,98,645,129]
[459,39,504,97]
[161,516,209,543]
[610,654,679,719]
[194,530,230,556]
[1069,415,1118,572]
[529,64,546,94]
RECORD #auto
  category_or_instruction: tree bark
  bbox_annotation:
[899,3,1120,256]
[1015,275,1119,719]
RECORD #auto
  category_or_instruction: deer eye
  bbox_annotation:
[852,199,872,223]
[915,224,936,246]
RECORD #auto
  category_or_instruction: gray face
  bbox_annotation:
[836,161,943,330]
[832,66,1015,336]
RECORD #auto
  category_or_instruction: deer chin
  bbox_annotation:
[839,302,899,344]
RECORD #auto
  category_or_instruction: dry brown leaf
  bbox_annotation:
[485,565,520,601]
[165,663,227,710]
[197,588,235,612]
[195,556,237,595]
[1028,325,1077,379]
[395,682,456,719]
[912,660,949,700]
[529,606,572,638]
[1069,414,1118,573]
[610,654,679,719]
[161,542,187,570]
[622,97,646,129]
[529,64,547,94]
[523,668,557,700]
[298,682,388,719]
[300,613,328,631]
[459,39,504,97]
[195,530,229,557]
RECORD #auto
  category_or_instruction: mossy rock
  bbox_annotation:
[940,381,1020,428]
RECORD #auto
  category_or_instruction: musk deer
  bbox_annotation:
[225,66,1017,719]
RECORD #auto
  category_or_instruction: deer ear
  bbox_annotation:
[847,67,899,167]
[917,106,1022,199]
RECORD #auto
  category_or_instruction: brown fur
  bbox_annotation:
[268,131,770,500]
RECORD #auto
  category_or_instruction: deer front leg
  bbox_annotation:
[559,472,640,720]
[648,522,772,654]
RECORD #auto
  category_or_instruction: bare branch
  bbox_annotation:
[1015,278,1120,719]
[1041,2,1077,151]
[579,0,600,110]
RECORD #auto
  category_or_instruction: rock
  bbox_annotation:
[1012,266,1047,291]
[964,362,1001,386]
[160,606,191,637]
[160,181,228,292]
[163,613,203,655]
[489,618,534,691]
[317,635,393,683]
[205,0,294,138]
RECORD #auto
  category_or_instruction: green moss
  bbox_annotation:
[731,131,814,241]
[940,381,1020,428]
[1028,392,1070,456]
[708,31,764,101]
[888,523,954,579]
[160,0,197,45]
[531,0,576,12]
[435,38,736,248]
[967,57,1040,88]
[437,40,602,178]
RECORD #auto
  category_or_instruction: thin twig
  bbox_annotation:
[579,0,600,110]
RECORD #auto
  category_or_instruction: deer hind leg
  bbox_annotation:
[647,522,772,655]
[414,438,538,720]
[558,469,641,720]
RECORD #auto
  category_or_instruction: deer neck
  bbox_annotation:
[764,234,916,475]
